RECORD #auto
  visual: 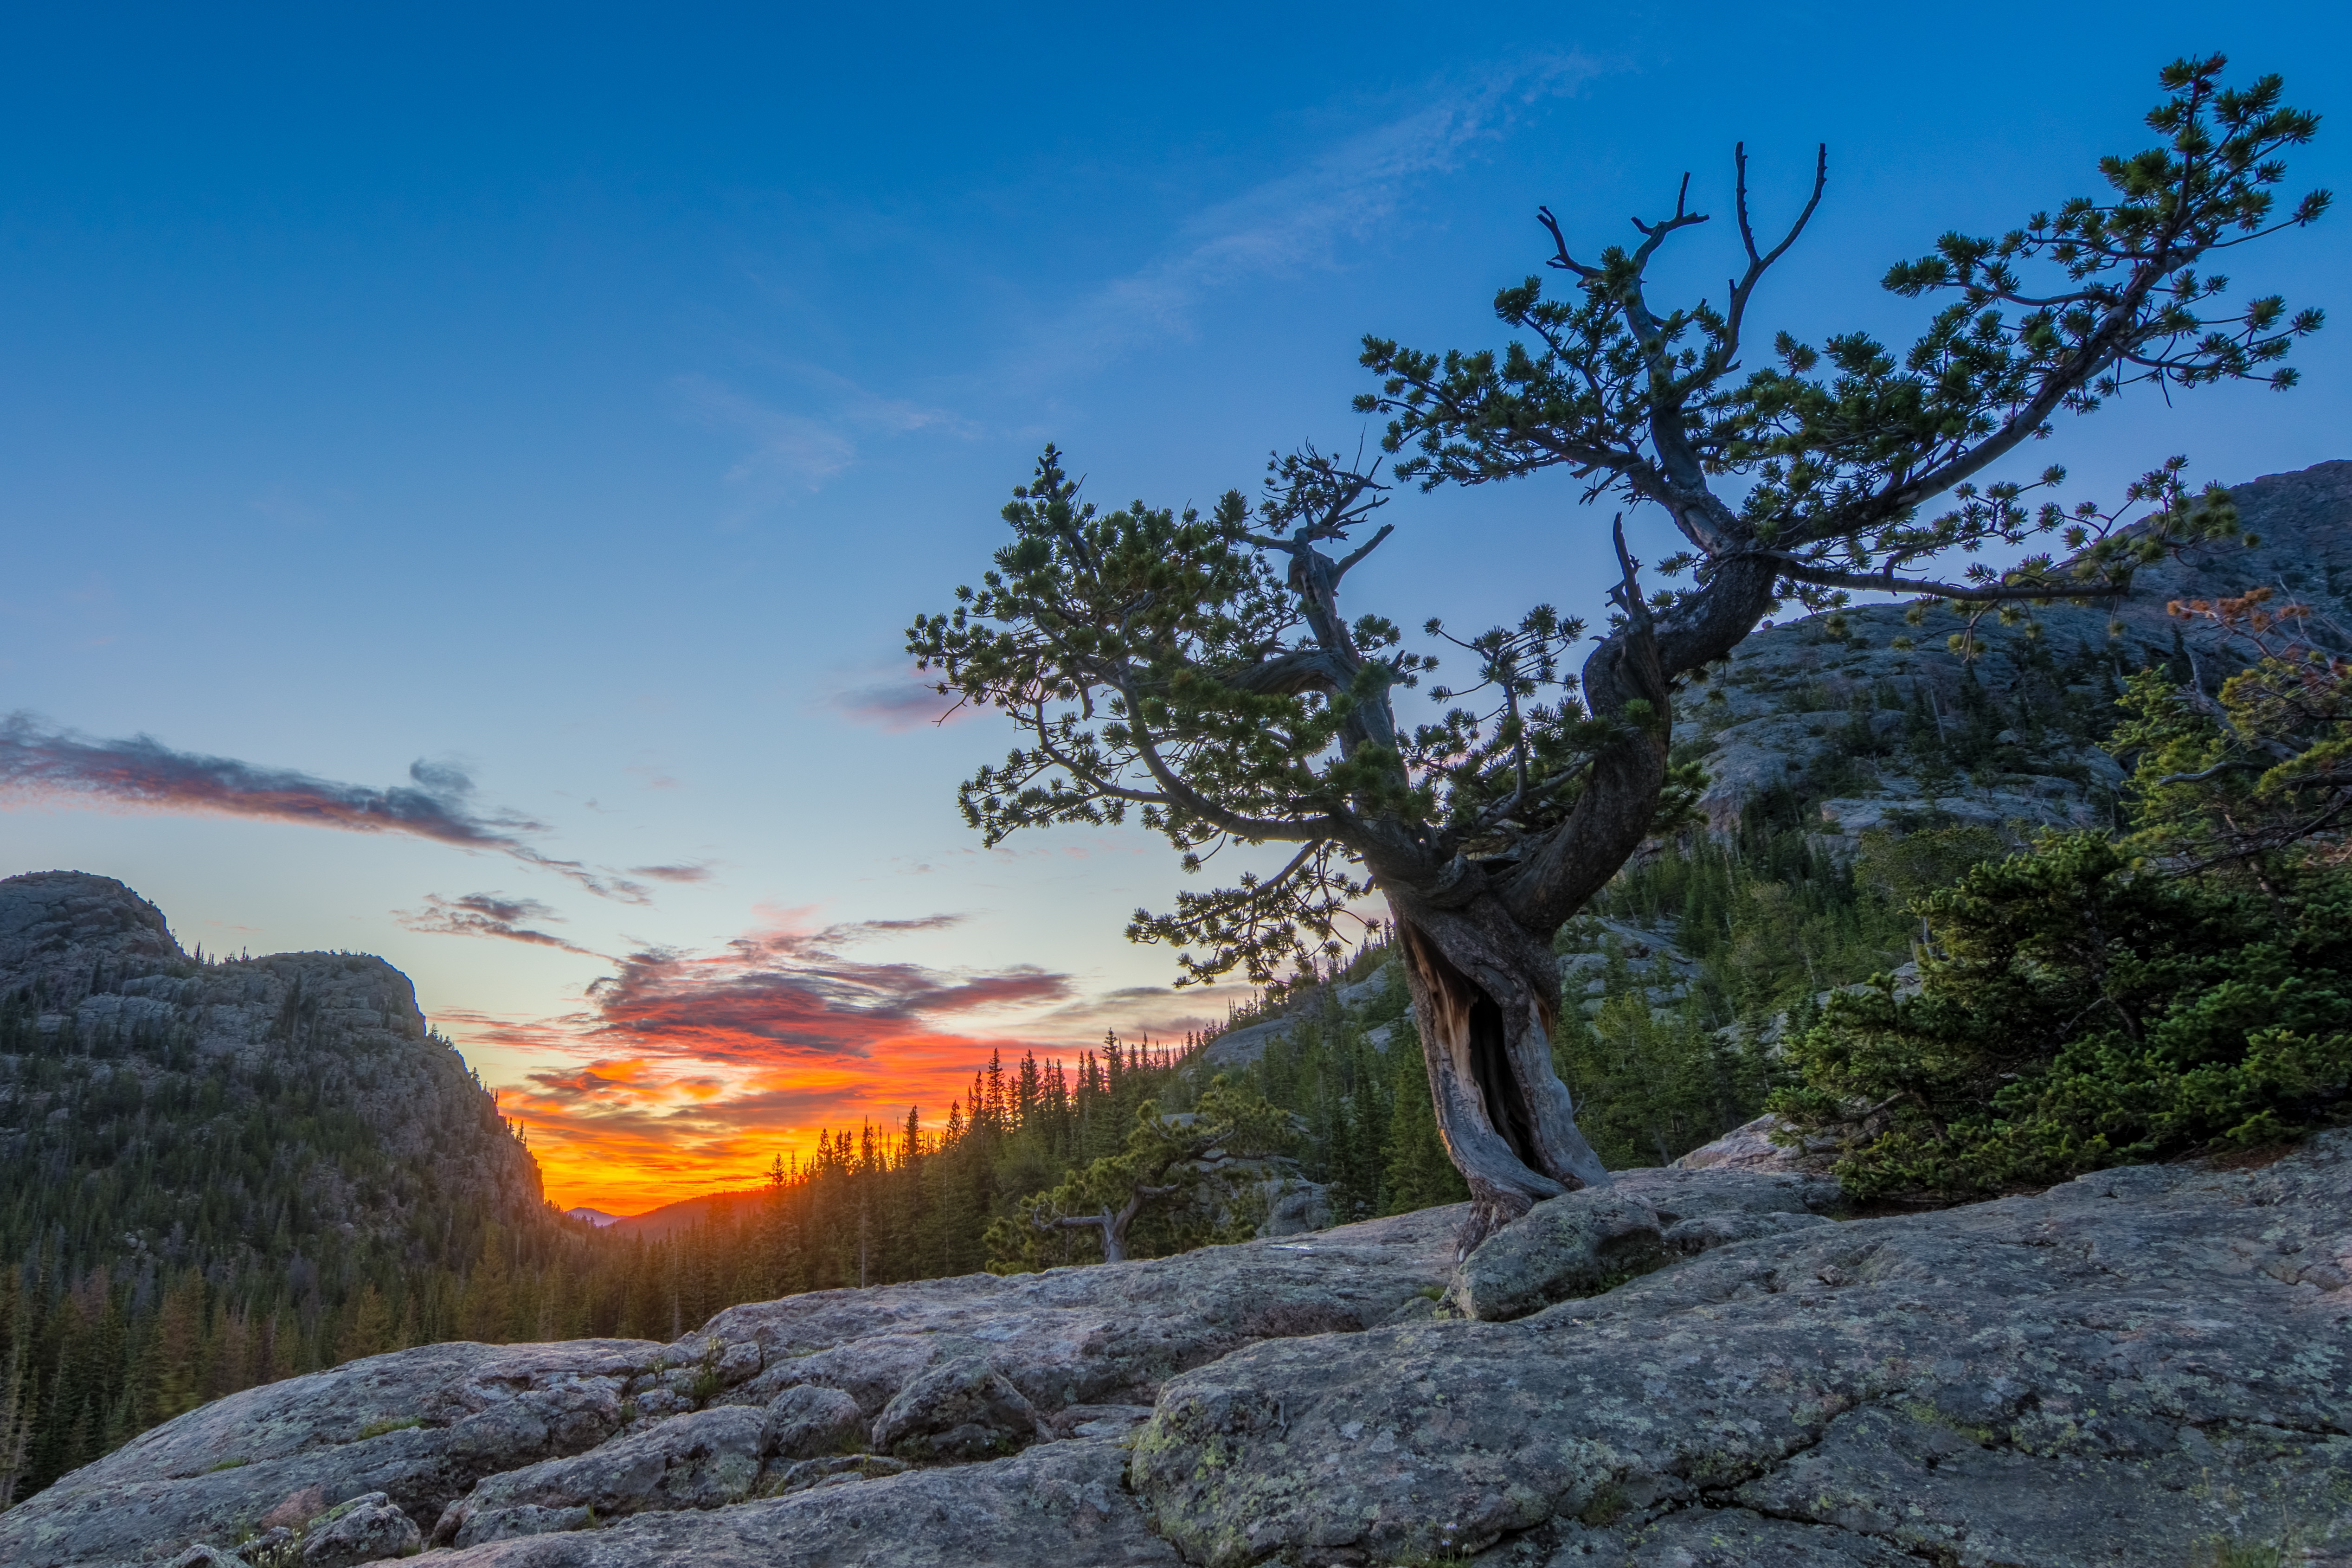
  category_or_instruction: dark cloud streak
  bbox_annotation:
[398,892,605,957]
[0,711,658,902]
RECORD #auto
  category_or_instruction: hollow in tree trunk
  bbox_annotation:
[1388,893,1609,1258]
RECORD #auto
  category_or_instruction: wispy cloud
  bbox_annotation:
[826,667,974,733]
[1019,55,1601,383]
[0,711,652,902]
[630,862,714,884]
[397,892,605,957]
[668,55,1599,519]
[673,366,977,502]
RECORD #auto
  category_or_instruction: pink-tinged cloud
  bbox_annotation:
[582,916,1068,1064]
[397,892,605,957]
[0,711,652,901]
[630,862,714,884]
[828,670,975,733]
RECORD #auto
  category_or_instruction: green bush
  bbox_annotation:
[1772,833,2352,1199]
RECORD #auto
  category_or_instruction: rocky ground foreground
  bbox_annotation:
[4,1132,2346,1568]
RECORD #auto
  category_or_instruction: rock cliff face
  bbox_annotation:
[6,1134,2346,1567]
[0,871,549,1269]
[1677,458,2352,846]
[0,872,565,1508]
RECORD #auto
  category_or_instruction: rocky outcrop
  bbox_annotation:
[9,1134,2348,1567]
[1194,970,1400,1071]
[297,1493,423,1567]
[0,1338,658,1568]
[1133,1135,2352,1567]
[0,1205,1459,1566]
[0,871,553,1274]
[426,1438,1177,1567]
[761,1385,866,1461]
[1446,1189,1669,1322]
[1677,459,2352,844]
[431,1404,766,1547]
[868,1357,1045,1461]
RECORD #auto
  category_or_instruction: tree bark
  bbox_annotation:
[1056,1207,1130,1264]
[1387,889,1609,1260]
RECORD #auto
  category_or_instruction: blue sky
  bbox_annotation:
[3,3,2346,1208]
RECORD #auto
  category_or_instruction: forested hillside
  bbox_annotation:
[0,873,584,1505]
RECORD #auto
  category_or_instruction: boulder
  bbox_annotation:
[868,1356,1043,1461]
[760,1384,866,1460]
[1256,1176,1333,1237]
[756,1453,909,1497]
[1612,1162,1843,1255]
[1668,1112,1817,1173]
[432,1405,765,1548]
[1448,1189,1668,1321]
[298,1491,423,1566]
[1132,1133,2352,1567]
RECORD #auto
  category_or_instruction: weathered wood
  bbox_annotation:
[1392,904,1607,1258]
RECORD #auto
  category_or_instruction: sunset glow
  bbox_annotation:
[448,911,1221,1213]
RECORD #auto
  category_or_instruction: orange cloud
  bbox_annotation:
[450,913,1224,1214]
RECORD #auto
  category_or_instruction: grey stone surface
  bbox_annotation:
[0,1338,658,1568]
[0,1207,1453,1566]
[1546,1506,1927,1565]
[433,1405,765,1547]
[761,1383,866,1460]
[422,1438,1177,1567]
[1449,1189,1668,1322]
[1048,1403,1156,1440]
[298,1491,422,1566]
[1608,1163,1843,1221]
[695,1202,1458,1423]
[757,1453,909,1496]
[1667,1112,1818,1174]
[868,1356,1044,1461]
[1132,1133,2352,1567]
[1612,1162,1844,1256]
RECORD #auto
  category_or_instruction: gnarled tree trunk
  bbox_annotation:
[1388,892,1608,1259]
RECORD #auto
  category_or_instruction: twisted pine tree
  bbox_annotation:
[911,57,2327,1252]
